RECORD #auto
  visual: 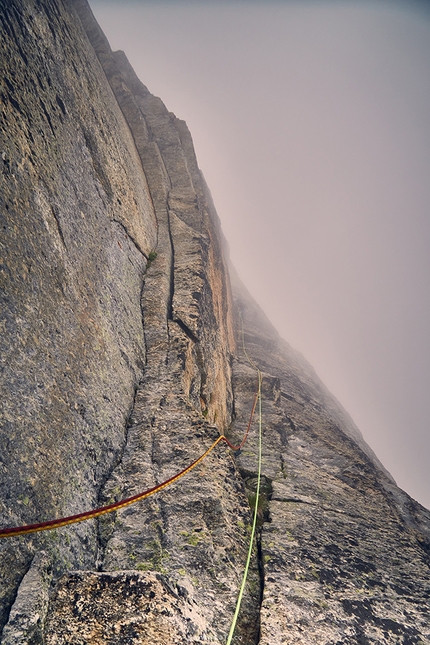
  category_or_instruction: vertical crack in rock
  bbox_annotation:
[1,552,52,645]
[256,528,265,644]
[50,203,67,251]
[166,208,175,323]
[0,554,35,639]
[95,381,141,571]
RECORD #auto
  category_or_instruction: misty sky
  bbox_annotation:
[89,0,430,510]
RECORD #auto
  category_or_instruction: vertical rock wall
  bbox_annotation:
[0,0,158,634]
[40,4,259,643]
[1,1,255,643]
[0,1,429,644]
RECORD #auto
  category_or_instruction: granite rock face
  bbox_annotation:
[0,0,157,632]
[230,272,430,645]
[0,1,429,643]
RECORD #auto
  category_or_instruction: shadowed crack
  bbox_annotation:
[0,554,35,638]
[111,218,148,259]
[50,204,67,250]
[95,381,141,570]
[174,318,199,343]
[166,209,175,322]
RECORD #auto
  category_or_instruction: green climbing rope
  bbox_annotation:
[226,319,263,645]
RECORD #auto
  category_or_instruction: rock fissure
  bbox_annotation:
[111,217,148,259]
[49,202,67,251]
[95,380,142,569]
[255,529,265,645]
[0,553,35,636]
[174,317,199,344]
[272,495,367,519]
[166,209,175,323]
[1,552,53,645]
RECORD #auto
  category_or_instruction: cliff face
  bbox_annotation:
[0,1,429,644]
[0,0,156,631]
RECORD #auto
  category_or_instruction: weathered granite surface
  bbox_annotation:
[0,0,156,634]
[230,271,430,645]
[0,1,429,643]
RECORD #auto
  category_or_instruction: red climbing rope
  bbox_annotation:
[0,387,259,539]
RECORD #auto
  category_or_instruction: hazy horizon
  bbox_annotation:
[90,0,430,509]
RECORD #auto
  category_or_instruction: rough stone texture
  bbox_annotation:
[44,571,212,644]
[64,8,259,643]
[1,553,52,645]
[0,1,429,644]
[230,271,430,645]
[0,0,156,633]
